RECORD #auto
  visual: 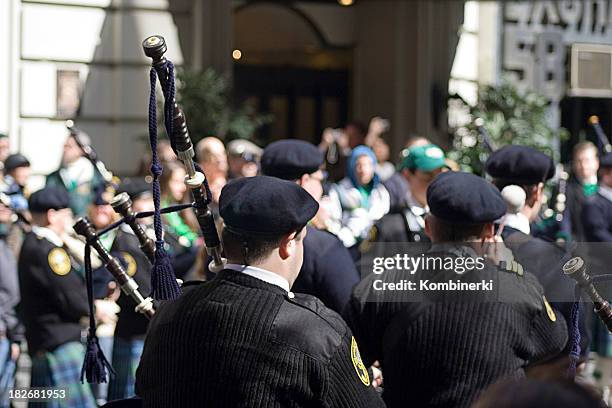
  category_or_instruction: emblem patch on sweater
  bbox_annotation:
[121,252,137,277]
[48,248,71,276]
[543,296,556,322]
[351,336,370,386]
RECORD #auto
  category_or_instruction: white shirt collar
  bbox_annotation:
[502,213,531,235]
[32,226,64,247]
[599,185,612,203]
[225,263,290,293]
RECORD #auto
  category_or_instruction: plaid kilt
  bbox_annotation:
[29,341,96,408]
[107,338,144,401]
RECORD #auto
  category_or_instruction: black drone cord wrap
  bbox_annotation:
[142,35,226,275]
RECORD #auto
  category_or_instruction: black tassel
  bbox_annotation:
[151,244,181,300]
[81,243,115,383]
[81,331,115,384]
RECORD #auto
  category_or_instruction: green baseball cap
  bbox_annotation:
[400,144,446,171]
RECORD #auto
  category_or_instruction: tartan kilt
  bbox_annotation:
[29,341,96,408]
[107,338,144,402]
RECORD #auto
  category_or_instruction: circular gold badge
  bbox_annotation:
[48,248,71,276]
[121,252,138,277]
[351,336,370,386]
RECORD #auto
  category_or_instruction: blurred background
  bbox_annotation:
[1,0,612,183]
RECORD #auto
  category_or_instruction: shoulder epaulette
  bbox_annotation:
[499,260,524,277]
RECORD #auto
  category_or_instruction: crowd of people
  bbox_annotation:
[0,113,611,407]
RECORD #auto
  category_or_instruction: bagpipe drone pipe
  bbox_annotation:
[77,34,226,384]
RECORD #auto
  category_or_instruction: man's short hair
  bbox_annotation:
[427,214,489,242]
[196,137,225,163]
[573,141,598,158]
[221,226,304,265]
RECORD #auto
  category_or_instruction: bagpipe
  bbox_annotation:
[474,118,497,154]
[589,115,612,155]
[563,257,612,378]
[76,34,226,384]
[66,120,115,187]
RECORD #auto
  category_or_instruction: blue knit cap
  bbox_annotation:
[348,145,379,188]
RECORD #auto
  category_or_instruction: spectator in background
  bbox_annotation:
[46,131,104,217]
[196,137,228,182]
[372,138,395,181]
[159,161,200,279]
[196,137,228,215]
[562,141,600,242]
[2,154,31,212]
[384,135,432,213]
[227,139,262,179]
[328,145,390,255]
[0,201,22,408]
[321,118,389,183]
[0,134,9,167]
[136,139,176,178]
[362,144,448,247]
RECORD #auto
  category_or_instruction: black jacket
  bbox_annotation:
[18,231,89,353]
[293,226,360,313]
[501,226,589,355]
[582,191,612,242]
[136,269,385,408]
[345,249,568,408]
[112,228,152,340]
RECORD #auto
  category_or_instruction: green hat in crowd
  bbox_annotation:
[400,144,446,172]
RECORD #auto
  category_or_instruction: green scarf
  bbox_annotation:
[583,183,598,197]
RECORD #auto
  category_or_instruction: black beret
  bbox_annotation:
[485,145,555,184]
[116,178,152,201]
[220,175,319,236]
[261,140,324,180]
[600,153,612,169]
[29,187,70,213]
[427,172,505,224]
[4,154,30,172]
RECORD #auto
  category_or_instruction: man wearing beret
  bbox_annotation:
[345,172,567,408]
[2,153,31,212]
[260,139,360,313]
[136,176,385,407]
[361,143,447,248]
[485,145,588,363]
[18,187,96,407]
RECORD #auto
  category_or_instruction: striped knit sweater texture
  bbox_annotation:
[345,253,568,408]
[135,269,385,407]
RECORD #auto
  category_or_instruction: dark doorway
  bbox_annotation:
[234,64,349,143]
[233,2,352,145]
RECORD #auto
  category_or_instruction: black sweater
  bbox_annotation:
[136,269,385,408]
[344,251,568,408]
